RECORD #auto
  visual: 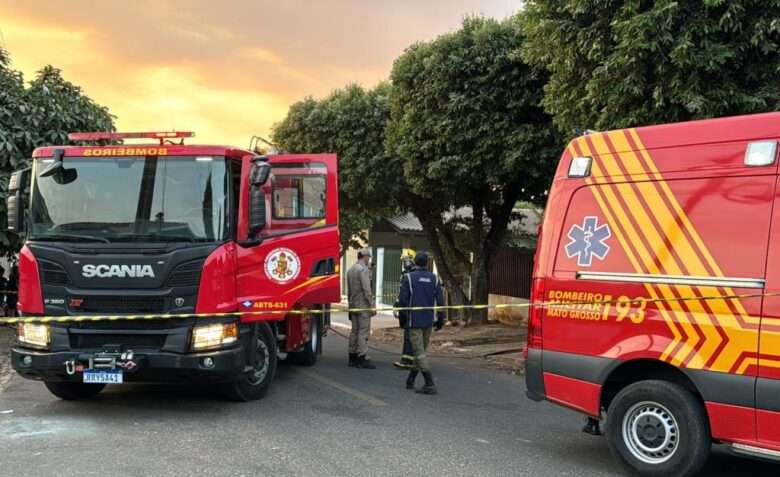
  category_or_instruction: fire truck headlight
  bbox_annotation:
[192,323,238,351]
[17,323,50,349]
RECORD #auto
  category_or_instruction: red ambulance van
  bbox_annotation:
[526,112,780,476]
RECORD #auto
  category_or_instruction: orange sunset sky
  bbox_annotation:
[0,0,519,147]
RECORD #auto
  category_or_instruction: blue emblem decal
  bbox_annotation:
[242,300,253,308]
[565,216,611,267]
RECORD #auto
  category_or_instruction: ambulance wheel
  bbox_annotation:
[44,381,106,400]
[225,322,277,402]
[606,380,710,477]
[289,315,322,366]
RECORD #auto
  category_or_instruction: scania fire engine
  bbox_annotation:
[6,131,340,401]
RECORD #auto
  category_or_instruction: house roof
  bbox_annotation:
[385,213,423,232]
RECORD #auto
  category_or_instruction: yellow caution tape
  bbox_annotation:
[0,290,778,325]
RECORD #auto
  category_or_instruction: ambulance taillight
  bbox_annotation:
[527,278,545,349]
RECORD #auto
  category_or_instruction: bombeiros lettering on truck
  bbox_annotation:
[525,112,780,476]
[7,130,341,403]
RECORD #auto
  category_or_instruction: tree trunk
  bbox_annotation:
[469,248,491,325]
[416,210,470,321]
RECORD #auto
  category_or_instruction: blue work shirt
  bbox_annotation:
[398,268,445,328]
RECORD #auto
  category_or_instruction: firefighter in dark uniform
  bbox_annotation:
[398,251,445,395]
[5,265,17,317]
[393,252,416,369]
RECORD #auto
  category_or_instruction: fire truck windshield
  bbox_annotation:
[29,155,229,243]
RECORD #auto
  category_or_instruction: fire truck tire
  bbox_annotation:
[44,381,106,401]
[225,322,277,402]
[289,315,322,366]
[606,380,710,477]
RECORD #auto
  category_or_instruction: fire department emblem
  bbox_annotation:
[264,248,301,284]
[565,216,611,267]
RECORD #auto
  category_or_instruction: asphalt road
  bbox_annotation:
[0,330,777,477]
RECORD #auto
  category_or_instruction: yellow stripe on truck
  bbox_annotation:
[579,130,761,373]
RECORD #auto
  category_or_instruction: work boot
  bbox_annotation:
[348,353,358,367]
[406,370,419,390]
[393,358,414,370]
[415,371,437,395]
[355,355,376,369]
[582,417,602,436]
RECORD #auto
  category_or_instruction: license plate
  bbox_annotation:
[83,369,123,384]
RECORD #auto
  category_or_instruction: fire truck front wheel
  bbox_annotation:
[44,381,106,401]
[606,380,710,477]
[225,322,277,402]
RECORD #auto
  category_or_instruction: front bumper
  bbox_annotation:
[11,345,248,384]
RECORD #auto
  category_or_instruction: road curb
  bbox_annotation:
[0,326,13,393]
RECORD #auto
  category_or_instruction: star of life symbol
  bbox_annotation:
[565,216,611,267]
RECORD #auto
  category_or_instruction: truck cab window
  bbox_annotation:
[272,175,326,219]
[29,156,230,243]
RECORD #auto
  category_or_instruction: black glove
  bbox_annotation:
[435,318,444,331]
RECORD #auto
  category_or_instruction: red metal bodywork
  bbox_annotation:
[195,242,238,314]
[530,112,780,452]
[17,245,43,314]
[543,373,601,416]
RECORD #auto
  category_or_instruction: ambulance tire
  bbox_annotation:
[44,381,106,401]
[288,315,322,366]
[606,380,710,477]
[225,322,277,402]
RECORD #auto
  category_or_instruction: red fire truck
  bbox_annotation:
[526,113,780,475]
[7,131,340,402]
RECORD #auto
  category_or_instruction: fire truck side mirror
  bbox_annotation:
[7,168,31,234]
[250,160,271,186]
[248,161,270,237]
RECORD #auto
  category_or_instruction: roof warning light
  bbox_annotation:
[68,131,194,145]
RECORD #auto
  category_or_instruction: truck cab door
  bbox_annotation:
[757,172,780,447]
[235,154,340,321]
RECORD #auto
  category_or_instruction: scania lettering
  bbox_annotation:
[7,131,340,402]
[81,264,155,278]
[526,113,780,476]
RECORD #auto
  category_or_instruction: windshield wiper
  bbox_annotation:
[111,233,197,243]
[31,233,111,243]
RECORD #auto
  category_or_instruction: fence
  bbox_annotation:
[488,247,534,299]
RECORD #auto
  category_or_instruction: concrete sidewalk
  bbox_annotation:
[329,311,526,374]
[0,326,14,391]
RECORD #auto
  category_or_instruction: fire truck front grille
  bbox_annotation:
[165,260,204,288]
[73,296,166,314]
[40,260,70,286]
[69,333,167,350]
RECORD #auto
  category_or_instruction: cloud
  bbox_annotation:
[0,0,519,146]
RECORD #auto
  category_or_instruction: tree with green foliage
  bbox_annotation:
[520,0,780,134]
[272,83,402,254]
[0,48,115,254]
[386,17,561,324]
